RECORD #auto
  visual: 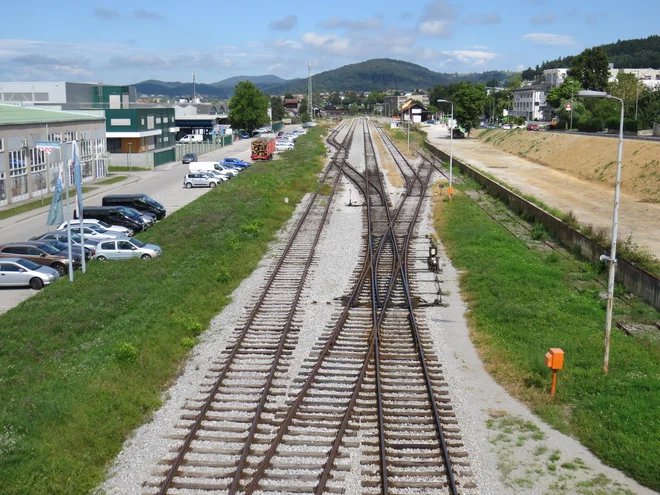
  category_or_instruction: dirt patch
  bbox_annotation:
[475,129,660,203]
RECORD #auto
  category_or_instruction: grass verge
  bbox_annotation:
[0,127,328,494]
[0,187,95,221]
[94,175,128,186]
[433,180,660,491]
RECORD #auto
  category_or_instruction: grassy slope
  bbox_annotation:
[434,180,660,490]
[0,128,327,495]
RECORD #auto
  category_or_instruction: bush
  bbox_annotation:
[531,223,546,241]
[606,117,620,130]
[114,342,138,363]
[517,117,526,125]
[180,337,196,349]
[576,118,604,133]
[624,119,641,132]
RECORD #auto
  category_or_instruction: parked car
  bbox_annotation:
[502,124,512,130]
[0,257,59,290]
[78,206,148,233]
[57,224,122,241]
[277,131,284,137]
[527,124,539,131]
[183,173,219,188]
[275,142,295,152]
[94,237,162,261]
[219,157,250,169]
[38,239,91,261]
[0,242,81,275]
[202,170,231,181]
[452,128,466,139]
[123,207,156,227]
[240,132,250,139]
[215,163,240,176]
[179,134,203,143]
[292,129,307,136]
[182,152,198,164]
[426,119,437,125]
[58,218,132,237]
[102,194,166,220]
[32,231,101,252]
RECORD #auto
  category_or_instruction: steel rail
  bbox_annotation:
[157,119,357,495]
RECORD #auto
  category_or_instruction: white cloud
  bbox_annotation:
[268,63,281,72]
[521,33,576,46]
[441,49,499,66]
[464,12,501,25]
[318,17,382,30]
[301,32,351,55]
[515,64,526,71]
[269,15,297,31]
[472,44,489,49]
[419,20,453,37]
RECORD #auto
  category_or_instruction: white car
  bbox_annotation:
[275,142,294,152]
[0,257,59,290]
[58,219,132,237]
[57,223,124,241]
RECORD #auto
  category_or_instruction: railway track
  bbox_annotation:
[145,118,476,494]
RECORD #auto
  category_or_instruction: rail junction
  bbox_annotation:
[144,118,477,494]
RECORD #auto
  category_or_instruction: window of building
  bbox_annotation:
[147,116,154,129]
[156,117,161,124]
[0,137,3,151]
[106,138,122,153]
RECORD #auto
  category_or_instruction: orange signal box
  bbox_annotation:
[447,187,455,196]
[545,348,564,396]
[545,348,564,370]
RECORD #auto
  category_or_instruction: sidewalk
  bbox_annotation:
[425,125,660,258]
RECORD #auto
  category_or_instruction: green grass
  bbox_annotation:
[435,188,660,491]
[94,175,128,186]
[0,187,95,220]
[0,127,328,494]
[108,166,141,172]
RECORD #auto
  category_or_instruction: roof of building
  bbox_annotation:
[400,98,427,113]
[0,104,104,126]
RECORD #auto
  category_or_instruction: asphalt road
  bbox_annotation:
[0,134,267,314]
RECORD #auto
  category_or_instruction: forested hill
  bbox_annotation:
[134,59,511,98]
[523,35,660,79]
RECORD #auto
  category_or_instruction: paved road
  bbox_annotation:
[0,134,272,314]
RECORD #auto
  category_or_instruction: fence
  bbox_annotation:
[425,141,660,311]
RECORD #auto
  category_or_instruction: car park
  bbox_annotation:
[32,231,101,252]
[0,241,81,275]
[94,237,162,261]
[182,152,198,164]
[219,157,250,169]
[0,258,59,290]
[38,239,91,261]
[102,194,166,220]
[527,124,539,131]
[79,206,148,233]
[184,173,219,188]
[57,219,132,237]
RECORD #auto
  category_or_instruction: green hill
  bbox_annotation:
[134,59,510,98]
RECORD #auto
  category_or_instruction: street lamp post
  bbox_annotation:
[577,90,625,375]
[437,99,454,202]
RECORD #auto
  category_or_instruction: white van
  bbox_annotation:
[179,134,203,143]
[189,162,233,179]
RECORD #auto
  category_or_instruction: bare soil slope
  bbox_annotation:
[476,129,660,202]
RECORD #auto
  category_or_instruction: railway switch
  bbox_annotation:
[545,348,564,396]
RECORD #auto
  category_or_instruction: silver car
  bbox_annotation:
[58,219,132,237]
[0,257,59,290]
[184,173,219,188]
[94,237,162,261]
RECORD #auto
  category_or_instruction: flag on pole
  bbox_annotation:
[46,166,64,226]
[72,140,84,216]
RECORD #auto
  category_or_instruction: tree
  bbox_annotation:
[546,78,583,109]
[328,92,342,106]
[270,96,285,121]
[506,74,523,90]
[453,83,488,134]
[284,93,294,100]
[568,47,610,91]
[485,78,500,88]
[608,73,646,119]
[228,81,269,132]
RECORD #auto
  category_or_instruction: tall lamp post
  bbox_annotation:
[437,99,454,202]
[577,90,624,375]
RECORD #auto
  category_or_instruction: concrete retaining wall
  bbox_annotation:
[426,141,660,311]
[654,123,660,137]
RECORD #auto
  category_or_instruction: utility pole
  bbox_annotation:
[308,62,313,122]
[192,72,196,104]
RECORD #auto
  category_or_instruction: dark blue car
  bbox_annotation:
[219,158,250,169]
[240,132,250,139]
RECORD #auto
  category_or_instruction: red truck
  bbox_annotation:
[250,138,276,161]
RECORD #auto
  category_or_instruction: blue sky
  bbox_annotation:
[1,0,658,84]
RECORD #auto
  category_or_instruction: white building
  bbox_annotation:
[609,67,660,89]
[543,68,568,89]
[512,86,547,121]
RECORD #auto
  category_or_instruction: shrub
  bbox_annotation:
[546,252,560,263]
[114,342,137,363]
[624,119,640,132]
[606,117,619,130]
[180,337,196,349]
[531,223,546,241]
[563,209,579,228]
[576,118,604,133]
